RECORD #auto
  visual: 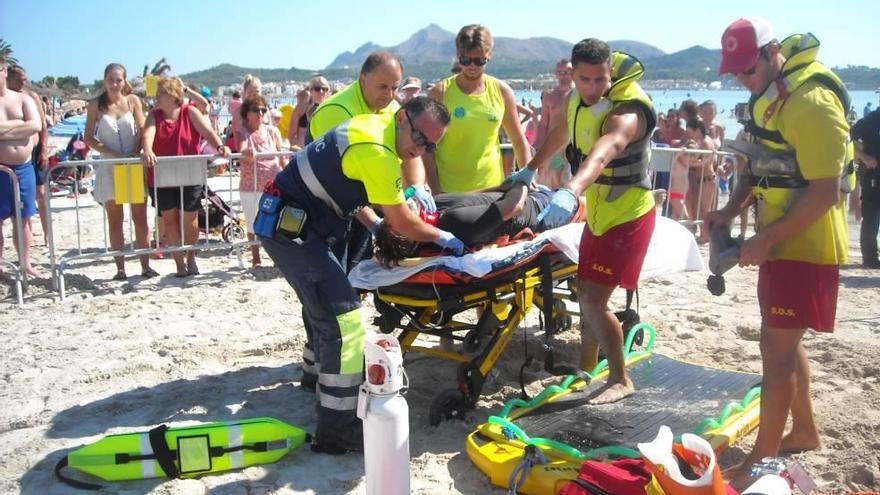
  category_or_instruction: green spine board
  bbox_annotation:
[67,417,306,481]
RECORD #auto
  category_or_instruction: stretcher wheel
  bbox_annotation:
[553,315,573,333]
[222,223,246,243]
[462,330,482,353]
[373,298,402,334]
[428,389,469,426]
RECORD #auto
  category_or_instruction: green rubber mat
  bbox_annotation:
[513,354,761,452]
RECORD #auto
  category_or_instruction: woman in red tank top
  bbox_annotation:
[141,77,229,277]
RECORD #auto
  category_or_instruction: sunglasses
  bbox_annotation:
[458,56,489,67]
[738,47,769,76]
[556,70,572,76]
[250,107,269,114]
[404,110,436,153]
[310,86,329,92]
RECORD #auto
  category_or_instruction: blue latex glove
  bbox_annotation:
[435,230,465,256]
[410,185,436,214]
[506,166,536,186]
[537,187,578,230]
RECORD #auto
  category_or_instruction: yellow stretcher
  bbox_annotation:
[371,244,579,425]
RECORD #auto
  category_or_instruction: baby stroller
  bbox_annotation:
[47,132,93,195]
[199,187,247,243]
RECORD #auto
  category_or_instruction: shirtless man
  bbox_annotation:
[0,57,42,277]
[6,65,50,245]
[534,59,574,189]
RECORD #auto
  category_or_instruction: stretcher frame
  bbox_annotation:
[371,247,578,425]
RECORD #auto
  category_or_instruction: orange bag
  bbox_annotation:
[638,426,738,495]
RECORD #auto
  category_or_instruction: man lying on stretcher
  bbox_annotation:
[373,183,584,266]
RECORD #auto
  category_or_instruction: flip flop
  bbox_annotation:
[141,267,160,278]
[112,270,127,281]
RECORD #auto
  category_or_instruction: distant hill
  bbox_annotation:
[649,45,722,81]
[831,65,880,91]
[328,24,576,81]
[608,40,666,61]
[325,24,666,81]
[179,25,880,90]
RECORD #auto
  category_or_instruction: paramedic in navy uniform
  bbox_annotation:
[258,96,463,454]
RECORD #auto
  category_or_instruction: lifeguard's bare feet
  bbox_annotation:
[588,379,634,404]
[779,430,821,454]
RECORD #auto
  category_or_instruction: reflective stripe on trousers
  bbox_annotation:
[260,234,365,420]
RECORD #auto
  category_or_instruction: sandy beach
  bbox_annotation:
[1,175,878,494]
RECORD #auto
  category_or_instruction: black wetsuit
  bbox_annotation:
[434,188,552,246]
[852,109,880,267]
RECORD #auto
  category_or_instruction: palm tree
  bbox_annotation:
[0,38,19,66]
[142,58,171,77]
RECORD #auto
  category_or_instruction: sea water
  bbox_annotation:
[256,88,877,138]
[514,89,879,137]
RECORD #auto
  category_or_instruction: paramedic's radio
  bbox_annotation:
[277,206,307,241]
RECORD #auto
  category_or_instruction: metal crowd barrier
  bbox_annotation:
[0,165,28,306]
[46,151,294,300]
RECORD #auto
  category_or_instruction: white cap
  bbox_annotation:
[400,77,422,91]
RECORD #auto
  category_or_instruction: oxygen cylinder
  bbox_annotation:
[357,334,410,495]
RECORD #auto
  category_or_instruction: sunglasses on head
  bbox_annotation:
[250,107,269,114]
[458,56,489,67]
[404,110,436,153]
[311,86,329,92]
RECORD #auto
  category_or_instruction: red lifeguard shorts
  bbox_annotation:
[577,210,656,290]
[757,259,839,332]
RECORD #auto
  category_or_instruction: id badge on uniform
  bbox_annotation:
[276,205,308,241]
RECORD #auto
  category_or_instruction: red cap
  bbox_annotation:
[719,17,775,74]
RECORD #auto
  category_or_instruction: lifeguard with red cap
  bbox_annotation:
[704,17,852,487]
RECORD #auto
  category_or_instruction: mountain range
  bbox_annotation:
[180,24,880,90]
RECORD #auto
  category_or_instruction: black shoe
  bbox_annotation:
[311,421,363,455]
[300,373,317,393]
[864,260,880,269]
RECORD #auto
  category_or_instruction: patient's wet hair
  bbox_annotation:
[373,221,420,267]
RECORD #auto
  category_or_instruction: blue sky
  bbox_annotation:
[2,0,876,82]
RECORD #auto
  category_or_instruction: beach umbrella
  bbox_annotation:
[60,99,88,112]
[31,85,66,98]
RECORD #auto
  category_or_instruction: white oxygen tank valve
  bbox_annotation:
[358,334,410,495]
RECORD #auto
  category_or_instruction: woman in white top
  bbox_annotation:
[84,63,157,279]
[235,94,282,267]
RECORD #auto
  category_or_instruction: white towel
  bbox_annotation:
[348,213,707,290]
